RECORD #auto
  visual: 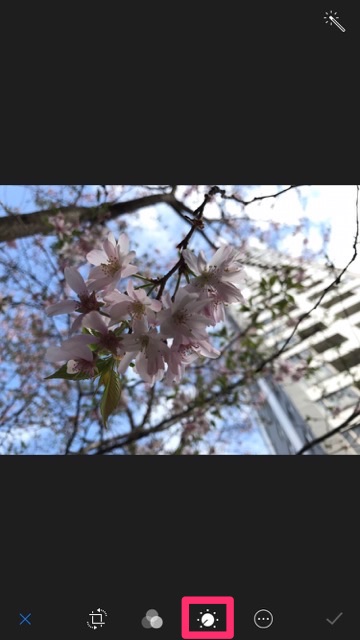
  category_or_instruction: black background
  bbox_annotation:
[1,3,359,637]
[2,458,358,636]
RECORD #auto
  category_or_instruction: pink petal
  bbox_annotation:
[118,351,135,374]
[121,336,142,352]
[70,314,85,334]
[64,335,99,346]
[71,344,94,361]
[103,289,126,304]
[65,267,88,295]
[197,250,208,271]
[121,264,138,278]
[107,231,116,247]
[118,233,129,254]
[127,279,135,298]
[150,299,162,312]
[45,346,67,362]
[182,249,199,274]
[135,351,149,378]
[83,311,108,334]
[210,245,231,267]
[86,249,107,265]
[87,265,104,279]
[196,340,220,358]
[87,275,113,292]
[103,236,117,259]
[45,300,78,316]
[108,301,131,322]
[134,287,146,302]
[66,360,80,374]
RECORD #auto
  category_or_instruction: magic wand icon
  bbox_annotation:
[324,10,346,32]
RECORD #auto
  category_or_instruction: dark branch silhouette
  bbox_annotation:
[0,192,197,243]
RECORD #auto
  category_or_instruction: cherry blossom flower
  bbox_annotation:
[165,339,220,384]
[86,232,137,291]
[183,245,246,304]
[118,317,170,385]
[165,343,199,384]
[194,288,227,326]
[82,311,127,357]
[103,279,162,330]
[44,234,248,391]
[45,334,98,376]
[66,359,96,376]
[182,415,210,441]
[45,267,102,333]
[157,287,210,344]
[49,213,73,239]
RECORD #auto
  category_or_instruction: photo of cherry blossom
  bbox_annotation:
[1,185,359,455]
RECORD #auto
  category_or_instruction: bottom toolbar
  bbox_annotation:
[7,596,349,638]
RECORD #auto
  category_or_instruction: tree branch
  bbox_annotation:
[221,184,306,206]
[0,193,176,243]
[64,384,83,454]
[295,403,360,455]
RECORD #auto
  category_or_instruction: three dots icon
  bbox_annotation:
[254,609,273,629]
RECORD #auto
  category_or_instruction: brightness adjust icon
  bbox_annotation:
[197,609,219,629]
[181,596,234,639]
[324,10,345,32]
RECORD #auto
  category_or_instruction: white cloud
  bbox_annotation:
[225,185,359,273]
[278,225,324,258]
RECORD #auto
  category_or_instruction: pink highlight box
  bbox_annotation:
[181,596,234,639]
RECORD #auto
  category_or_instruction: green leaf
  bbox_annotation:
[114,324,128,337]
[100,368,122,428]
[51,239,65,251]
[44,364,90,380]
[275,298,288,311]
[96,357,114,374]
[269,274,277,286]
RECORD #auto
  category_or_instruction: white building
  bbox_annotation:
[228,247,360,455]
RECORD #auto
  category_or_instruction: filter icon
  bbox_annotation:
[141,609,164,629]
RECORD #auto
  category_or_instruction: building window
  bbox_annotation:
[310,279,326,288]
[298,322,326,340]
[265,324,283,337]
[321,290,355,309]
[306,279,326,292]
[288,350,337,383]
[335,301,360,319]
[276,333,300,350]
[312,333,347,354]
[343,428,360,453]
[308,287,332,302]
[318,386,360,412]
[288,348,313,363]
[330,348,360,372]
[309,363,337,383]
